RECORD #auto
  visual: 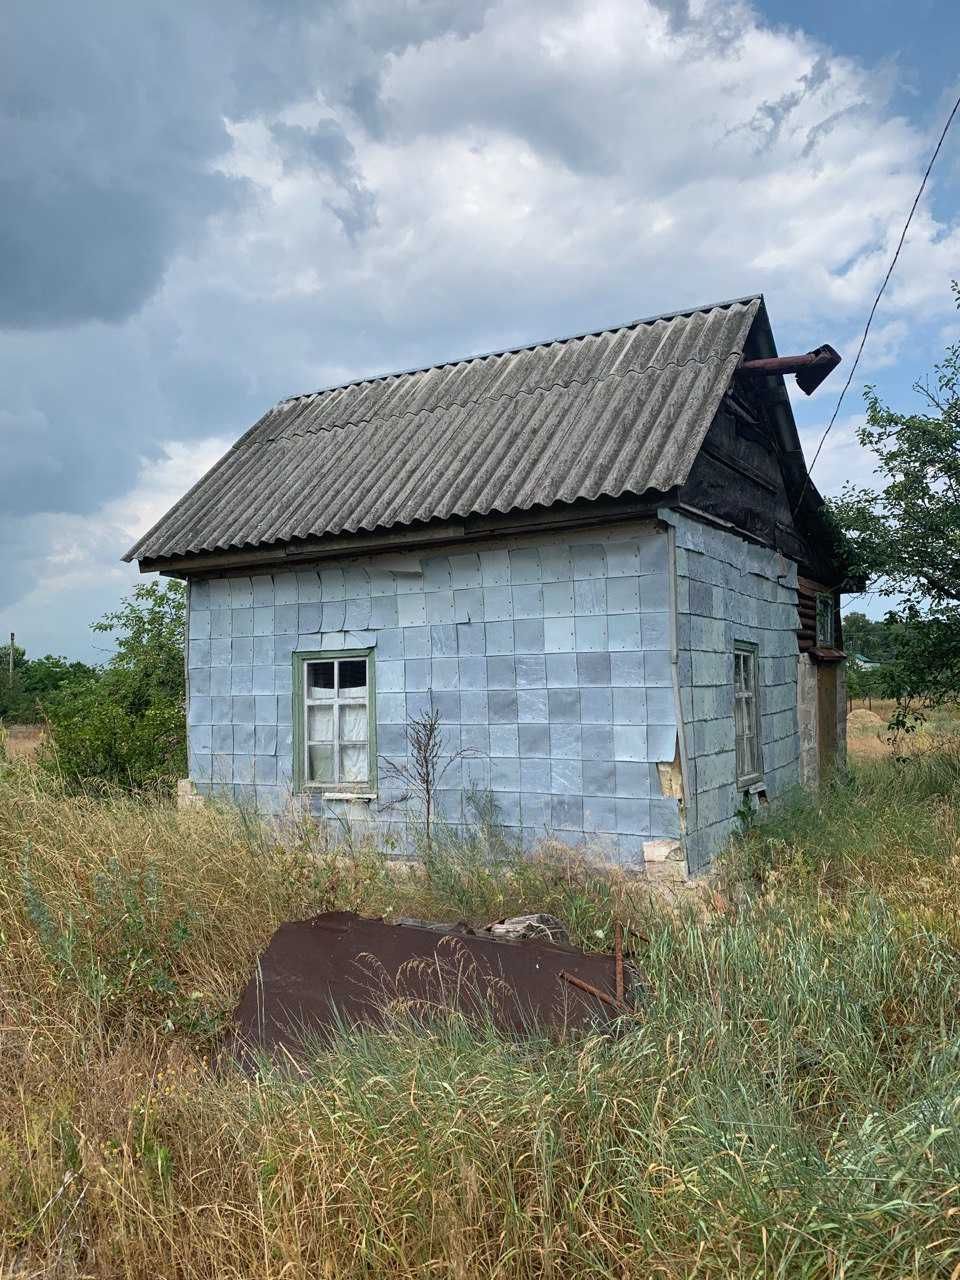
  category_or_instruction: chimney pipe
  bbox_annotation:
[738,344,841,395]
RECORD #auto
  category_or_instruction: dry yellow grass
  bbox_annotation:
[0,748,958,1277]
[0,724,44,761]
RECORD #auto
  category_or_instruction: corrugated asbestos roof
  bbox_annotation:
[126,295,763,564]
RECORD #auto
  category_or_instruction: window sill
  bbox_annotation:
[306,789,377,803]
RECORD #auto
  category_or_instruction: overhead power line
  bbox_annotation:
[798,88,960,503]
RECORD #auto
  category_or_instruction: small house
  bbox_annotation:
[126,295,850,875]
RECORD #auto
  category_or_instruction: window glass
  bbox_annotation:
[816,594,835,647]
[734,643,762,785]
[301,653,372,790]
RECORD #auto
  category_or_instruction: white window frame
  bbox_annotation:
[296,651,376,794]
[734,642,763,788]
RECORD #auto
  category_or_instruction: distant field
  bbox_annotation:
[0,724,44,760]
[847,698,960,760]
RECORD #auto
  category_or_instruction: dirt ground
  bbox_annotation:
[1,725,44,760]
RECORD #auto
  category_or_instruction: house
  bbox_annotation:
[125,295,850,875]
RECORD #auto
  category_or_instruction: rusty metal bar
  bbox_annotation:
[558,970,622,1011]
[614,922,624,1005]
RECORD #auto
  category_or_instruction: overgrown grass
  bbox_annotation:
[0,750,959,1278]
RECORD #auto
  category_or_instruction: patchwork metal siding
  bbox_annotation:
[127,297,761,564]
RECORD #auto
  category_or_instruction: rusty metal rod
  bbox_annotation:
[614,922,624,1005]
[558,970,622,1011]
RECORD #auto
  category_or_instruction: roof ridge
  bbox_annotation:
[271,294,763,410]
[244,350,741,449]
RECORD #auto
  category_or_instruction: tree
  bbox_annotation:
[831,283,960,711]
[840,612,904,664]
[0,643,96,723]
[42,581,187,789]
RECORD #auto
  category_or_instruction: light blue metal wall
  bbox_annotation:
[668,512,801,874]
[185,524,682,865]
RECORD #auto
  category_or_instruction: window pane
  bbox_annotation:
[339,658,367,691]
[308,743,334,782]
[307,704,334,742]
[307,661,335,695]
[340,743,368,782]
[340,702,367,743]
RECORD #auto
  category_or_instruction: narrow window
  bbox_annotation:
[734,642,763,787]
[295,651,376,792]
[815,593,835,647]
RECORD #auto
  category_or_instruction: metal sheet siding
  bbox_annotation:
[127,297,761,562]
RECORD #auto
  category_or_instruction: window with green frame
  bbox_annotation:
[293,650,377,793]
[733,641,763,787]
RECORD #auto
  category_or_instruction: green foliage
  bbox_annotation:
[0,642,95,723]
[42,580,187,790]
[842,610,904,664]
[831,283,960,710]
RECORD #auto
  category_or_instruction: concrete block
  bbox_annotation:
[397,594,426,627]
[487,656,516,688]
[404,658,430,690]
[210,638,231,667]
[432,691,460,724]
[539,545,573,582]
[520,757,551,793]
[516,654,547,688]
[431,623,458,656]
[492,791,521,825]
[512,584,543,618]
[488,690,519,722]
[647,723,678,762]
[608,614,642,650]
[489,724,519,757]
[615,761,652,798]
[518,723,549,757]
[431,656,459,690]
[514,619,545,653]
[210,667,230,697]
[518,689,549,722]
[646,687,676,723]
[460,691,488,723]
[485,622,514,655]
[508,547,542,583]
[231,666,253,695]
[613,687,646,725]
[572,544,606,579]
[574,578,606,615]
[552,794,583,829]
[520,792,550,827]
[615,798,650,836]
[542,580,574,616]
[550,724,581,759]
[491,760,521,791]
[453,588,483,623]
[546,653,578,687]
[575,616,608,652]
[461,723,489,754]
[548,688,580,722]
[552,757,583,788]
[581,725,614,761]
[190,667,211,697]
[583,795,617,834]
[479,549,510,585]
[609,651,643,686]
[580,687,613,723]
[582,759,616,795]
[450,553,482,589]
[544,617,575,652]
[613,724,647,762]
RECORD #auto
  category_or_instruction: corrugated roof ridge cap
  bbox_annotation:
[270,293,763,410]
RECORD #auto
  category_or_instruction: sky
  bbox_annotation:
[2,0,959,663]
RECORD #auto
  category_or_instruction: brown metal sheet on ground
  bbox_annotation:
[230,910,634,1065]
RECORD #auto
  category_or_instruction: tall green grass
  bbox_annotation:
[0,750,958,1277]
